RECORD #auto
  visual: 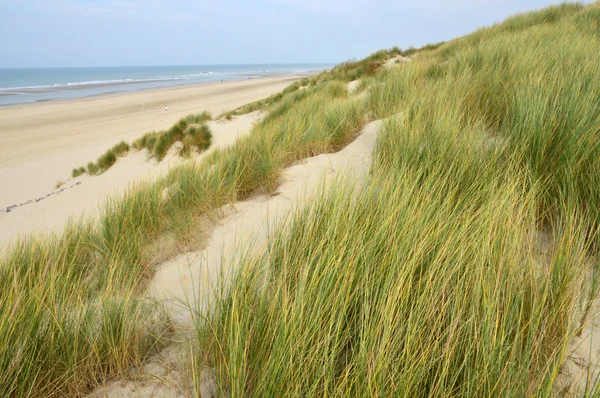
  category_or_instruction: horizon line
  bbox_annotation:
[0,62,339,70]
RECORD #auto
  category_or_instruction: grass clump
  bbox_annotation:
[96,141,130,171]
[132,131,159,152]
[73,141,130,177]
[86,161,99,175]
[193,2,600,396]
[223,76,326,119]
[0,222,172,397]
[181,123,212,156]
[71,166,86,178]
[312,44,440,85]
[152,112,212,160]
[74,111,213,177]
[356,76,375,92]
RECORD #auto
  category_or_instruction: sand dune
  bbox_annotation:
[0,76,300,210]
[150,120,379,325]
[148,120,379,325]
[0,75,302,245]
[0,112,265,246]
[89,119,381,397]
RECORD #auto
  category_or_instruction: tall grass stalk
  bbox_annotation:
[195,2,600,396]
[0,78,366,396]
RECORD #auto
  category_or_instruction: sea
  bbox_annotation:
[0,64,333,106]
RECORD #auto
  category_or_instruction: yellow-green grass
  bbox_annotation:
[356,76,376,93]
[222,43,440,121]
[221,48,409,119]
[221,77,313,118]
[5,1,600,396]
[199,168,593,396]
[0,219,173,397]
[193,2,600,396]
[0,74,367,396]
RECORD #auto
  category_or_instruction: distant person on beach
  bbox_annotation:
[165,106,168,111]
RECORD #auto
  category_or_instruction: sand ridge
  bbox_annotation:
[88,119,381,397]
[149,119,380,324]
[0,112,265,246]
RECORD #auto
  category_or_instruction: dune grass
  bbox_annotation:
[72,112,212,178]
[192,2,600,396]
[4,2,600,396]
[356,76,375,93]
[134,111,213,160]
[0,219,173,397]
[222,78,312,118]
[71,166,86,178]
[200,168,592,396]
[71,140,131,177]
[0,71,368,396]
[222,43,437,121]
[221,49,411,119]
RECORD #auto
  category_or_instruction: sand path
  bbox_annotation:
[149,120,379,325]
[89,120,381,397]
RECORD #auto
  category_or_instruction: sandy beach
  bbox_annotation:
[0,75,302,244]
[0,75,301,168]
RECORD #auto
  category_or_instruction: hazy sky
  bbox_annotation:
[0,0,593,67]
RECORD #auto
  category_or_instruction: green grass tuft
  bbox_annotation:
[152,112,212,160]
[75,111,213,177]
[84,141,130,176]
[71,166,86,178]
[181,123,212,157]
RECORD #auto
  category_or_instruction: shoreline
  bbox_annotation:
[0,69,325,108]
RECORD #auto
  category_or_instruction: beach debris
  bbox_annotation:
[165,106,168,111]
[2,181,82,213]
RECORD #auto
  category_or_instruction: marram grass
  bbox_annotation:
[193,2,600,397]
[72,111,213,177]
[0,73,367,396]
[4,2,600,396]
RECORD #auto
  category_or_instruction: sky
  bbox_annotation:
[0,0,594,68]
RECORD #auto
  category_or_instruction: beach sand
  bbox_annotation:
[0,75,301,245]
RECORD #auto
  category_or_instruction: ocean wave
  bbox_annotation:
[0,73,237,91]
[0,65,332,104]
[0,78,170,92]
